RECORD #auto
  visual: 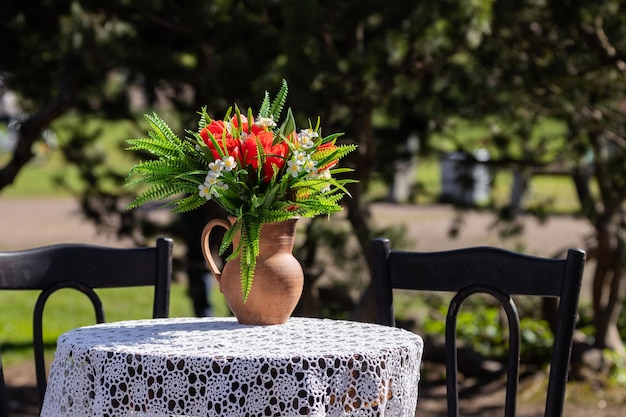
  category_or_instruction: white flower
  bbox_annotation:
[208,160,222,175]
[297,129,318,150]
[317,169,332,180]
[311,168,332,192]
[211,181,229,197]
[198,183,211,200]
[287,159,301,178]
[256,116,276,128]
[205,175,220,186]
[222,156,237,172]
[292,151,307,165]
[303,158,318,173]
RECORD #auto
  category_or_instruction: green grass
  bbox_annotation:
[0,149,74,198]
[367,156,581,213]
[1,114,141,198]
[492,172,582,214]
[0,282,230,366]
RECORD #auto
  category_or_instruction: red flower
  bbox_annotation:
[200,121,242,161]
[232,115,264,136]
[263,141,289,181]
[243,131,274,169]
[242,131,290,182]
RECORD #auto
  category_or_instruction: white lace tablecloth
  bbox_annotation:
[41,317,423,417]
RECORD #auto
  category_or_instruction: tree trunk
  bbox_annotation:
[592,223,626,353]
[508,168,530,216]
[346,104,376,323]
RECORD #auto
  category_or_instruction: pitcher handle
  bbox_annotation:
[201,218,231,282]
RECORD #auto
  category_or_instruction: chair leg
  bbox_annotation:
[0,354,10,417]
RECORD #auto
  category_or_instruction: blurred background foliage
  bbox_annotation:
[1,0,626,380]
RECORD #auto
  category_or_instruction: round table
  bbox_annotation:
[41,317,423,417]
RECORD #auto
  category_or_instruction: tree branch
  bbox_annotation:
[0,75,75,190]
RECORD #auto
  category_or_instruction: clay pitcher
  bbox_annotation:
[201,216,304,325]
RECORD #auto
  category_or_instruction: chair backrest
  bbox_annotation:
[371,238,585,417]
[0,236,173,416]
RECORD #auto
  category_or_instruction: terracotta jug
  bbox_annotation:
[201,216,304,325]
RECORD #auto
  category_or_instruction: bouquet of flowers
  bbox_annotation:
[126,80,357,301]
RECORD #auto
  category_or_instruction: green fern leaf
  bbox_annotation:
[258,210,297,224]
[258,91,271,118]
[269,79,288,122]
[239,218,262,302]
[171,194,207,213]
[145,113,179,143]
[220,222,239,258]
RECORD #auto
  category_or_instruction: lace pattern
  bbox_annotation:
[42,317,423,417]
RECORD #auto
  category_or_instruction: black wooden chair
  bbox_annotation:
[0,359,6,417]
[371,238,586,417]
[0,237,174,416]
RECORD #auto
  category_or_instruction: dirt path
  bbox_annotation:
[0,198,136,250]
[370,202,592,254]
[0,198,593,251]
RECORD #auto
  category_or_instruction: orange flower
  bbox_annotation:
[315,142,339,171]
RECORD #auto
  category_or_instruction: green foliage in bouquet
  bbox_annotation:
[126,80,357,301]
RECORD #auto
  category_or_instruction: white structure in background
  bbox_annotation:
[440,148,492,206]
[0,89,20,153]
